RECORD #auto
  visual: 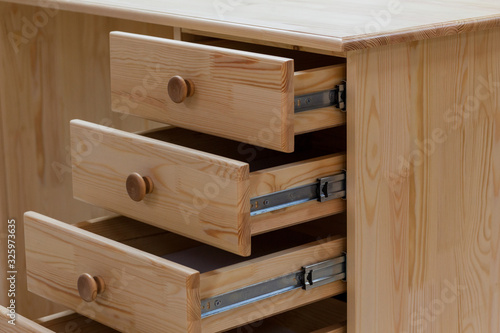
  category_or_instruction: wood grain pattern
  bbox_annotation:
[249,154,345,197]
[26,212,347,333]
[251,199,346,236]
[201,235,346,298]
[71,119,251,256]
[249,154,346,235]
[71,121,345,254]
[4,0,500,52]
[110,31,295,152]
[110,32,346,151]
[202,282,346,333]
[1,305,53,333]
[25,211,201,333]
[294,65,346,135]
[347,28,500,333]
[0,2,172,319]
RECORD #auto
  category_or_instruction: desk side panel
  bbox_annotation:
[347,28,500,333]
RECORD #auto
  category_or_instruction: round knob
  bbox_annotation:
[168,76,195,103]
[77,273,105,302]
[126,173,154,202]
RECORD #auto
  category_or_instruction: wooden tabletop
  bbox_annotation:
[6,0,500,52]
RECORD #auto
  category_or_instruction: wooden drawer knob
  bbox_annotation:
[78,273,105,302]
[168,76,195,103]
[126,173,154,202]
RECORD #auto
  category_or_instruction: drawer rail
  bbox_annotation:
[294,81,346,113]
[250,171,346,216]
[201,254,346,318]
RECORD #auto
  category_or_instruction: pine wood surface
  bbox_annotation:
[2,0,500,52]
[71,120,346,255]
[25,212,346,333]
[347,28,500,333]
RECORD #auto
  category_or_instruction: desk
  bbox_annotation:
[0,1,499,332]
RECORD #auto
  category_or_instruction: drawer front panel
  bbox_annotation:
[70,119,251,256]
[110,31,295,152]
[25,212,201,333]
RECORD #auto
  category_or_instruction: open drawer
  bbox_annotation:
[71,120,346,256]
[110,32,346,152]
[25,213,347,333]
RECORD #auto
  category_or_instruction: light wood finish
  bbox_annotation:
[201,236,346,332]
[25,212,201,333]
[6,0,500,52]
[0,2,172,319]
[110,32,346,152]
[25,212,346,333]
[71,120,346,255]
[110,31,294,152]
[200,235,346,299]
[249,154,345,197]
[294,65,346,135]
[71,119,251,255]
[249,154,346,235]
[347,28,500,333]
[0,305,53,333]
[0,306,117,333]
[251,197,346,236]
[202,285,346,333]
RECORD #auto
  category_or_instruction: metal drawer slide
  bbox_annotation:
[294,81,346,113]
[201,254,346,318]
[250,171,346,216]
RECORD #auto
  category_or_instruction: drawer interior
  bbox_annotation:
[76,214,346,272]
[144,125,346,172]
[110,32,346,152]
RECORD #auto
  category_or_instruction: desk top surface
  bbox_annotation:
[7,0,500,52]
